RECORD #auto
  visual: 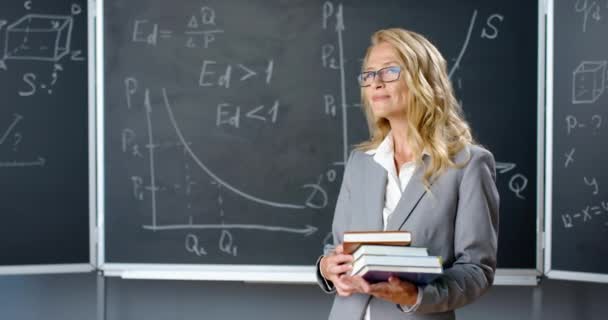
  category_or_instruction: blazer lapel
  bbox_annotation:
[360,156,385,231]
[386,155,431,231]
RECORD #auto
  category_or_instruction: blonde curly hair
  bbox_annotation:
[356,28,474,188]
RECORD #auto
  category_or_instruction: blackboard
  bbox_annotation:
[549,0,608,277]
[103,0,539,270]
[0,0,90,269]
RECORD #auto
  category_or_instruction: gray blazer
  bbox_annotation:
[317,144,499,320]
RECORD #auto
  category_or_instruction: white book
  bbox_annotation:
[351,245,428,261]
[351,255,442,276]
[343,231,411,243]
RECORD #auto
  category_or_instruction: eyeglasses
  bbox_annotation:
[357,66,402,87]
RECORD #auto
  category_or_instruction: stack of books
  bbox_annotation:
[343,231,443,285]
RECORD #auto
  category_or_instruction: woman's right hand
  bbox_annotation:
[320,244,370,296]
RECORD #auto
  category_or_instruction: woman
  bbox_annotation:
[317,28,499,320]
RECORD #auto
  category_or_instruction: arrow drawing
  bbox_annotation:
[495,161,516,174]
[336,3,348,164]
[0,157,45,168]
[143,223,318,236]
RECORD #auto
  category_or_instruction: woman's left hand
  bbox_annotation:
[367,276,419,306]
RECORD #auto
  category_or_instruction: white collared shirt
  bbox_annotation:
[365,133,417,229]
[363,132,423,318]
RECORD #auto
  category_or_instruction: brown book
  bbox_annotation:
[342,231,411,254]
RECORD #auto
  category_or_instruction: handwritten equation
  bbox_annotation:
[561,201,608,229]
[132,6,222,49]
[557,2,608,231]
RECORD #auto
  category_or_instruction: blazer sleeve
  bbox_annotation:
[315,151,355,293]
[415,147,500,314]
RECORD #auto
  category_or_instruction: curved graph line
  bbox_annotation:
[162,88,307,209]
[449,10,478,79]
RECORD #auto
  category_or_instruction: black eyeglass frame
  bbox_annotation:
[357,66,402,87]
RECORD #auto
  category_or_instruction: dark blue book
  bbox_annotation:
[351,255,443,285]
[355,265,442,285]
